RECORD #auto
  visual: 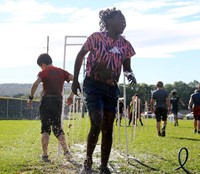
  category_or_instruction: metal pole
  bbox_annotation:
[123,74,129,161]
[58,35,87,155]
[47,36,49,54]
[7,99,8,119]
[81,54,87,118]
[134,97,137,139]
[63,36,67,70]
[20,99,22,119]
[117,98,121,153]
[63,35,87,70]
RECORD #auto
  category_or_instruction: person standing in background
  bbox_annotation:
[188,84,200,134]
[128,94,143,126]
[170,90,185,126]
[150,81,170,137]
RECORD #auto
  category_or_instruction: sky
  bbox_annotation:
[0,0,199,85]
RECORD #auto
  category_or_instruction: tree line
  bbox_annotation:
[2,80,199,112]
[118,80,199,111]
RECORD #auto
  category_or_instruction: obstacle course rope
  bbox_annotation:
[127,147,192,173]
[175,147,192,174]
[127,156,159,171]
[109,147,193,173]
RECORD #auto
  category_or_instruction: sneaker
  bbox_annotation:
[100,166,111,174]
[158,131,162,136]
[80,159,92,174]
[194,129,197,133]
[161,130,166,137]
[161,129,166,137]
[198,130,200,134]
[42,155,51,162]
[64,150,72,160]
[161,126,166,137]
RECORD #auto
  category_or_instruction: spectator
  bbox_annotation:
[188,84,200,134]
[170,90,185,126]
[150,81,171,137]
[128,94,143,126]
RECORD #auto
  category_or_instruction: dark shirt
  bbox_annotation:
[170,96,179,110]
[191,91,200,107]
[84,32,135,85]
[152,89,168,108]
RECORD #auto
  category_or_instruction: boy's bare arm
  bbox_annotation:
[27,77,41,108]
[66,91,74,106]
[68,74,74,81]
[30,78,41,97]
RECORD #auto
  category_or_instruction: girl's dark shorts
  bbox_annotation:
[83,77,120,114]
[40,96,64,137]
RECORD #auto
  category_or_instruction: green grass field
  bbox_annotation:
[0,115,200,174]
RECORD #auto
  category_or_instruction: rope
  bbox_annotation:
[127,156,159,171]
[175,147,192,174]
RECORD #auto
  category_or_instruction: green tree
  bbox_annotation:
[118,80,199,111]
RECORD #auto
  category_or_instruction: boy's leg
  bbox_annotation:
[156,121,161,135]
[161,108,168,136]
[193,108,198,133]
[155,109,162,136]
[162,119,167,128]
[161,120,167,137]
[176,111,179,125]
[41,119,51,158]
[51,115,71,157]
[57,134,70,153]
[174,115,177,126]
[197,115,200,133]
[194,119,197,133]
[42,132,50,156]
[174,110,179,126]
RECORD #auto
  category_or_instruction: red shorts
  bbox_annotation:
[193,106,200,120]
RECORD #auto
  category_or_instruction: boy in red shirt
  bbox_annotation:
[27,53,74,162]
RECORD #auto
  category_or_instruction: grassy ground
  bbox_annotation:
[0,115,199,174]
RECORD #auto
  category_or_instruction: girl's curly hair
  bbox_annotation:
[99,7,122,31]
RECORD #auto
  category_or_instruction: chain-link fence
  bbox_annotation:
[0,97,40,120]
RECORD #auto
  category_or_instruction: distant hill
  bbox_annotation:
[0,83,72,97]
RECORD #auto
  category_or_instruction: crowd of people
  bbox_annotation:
[27,7,200,174]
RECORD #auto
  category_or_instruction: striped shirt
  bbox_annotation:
[84,32,135,85]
